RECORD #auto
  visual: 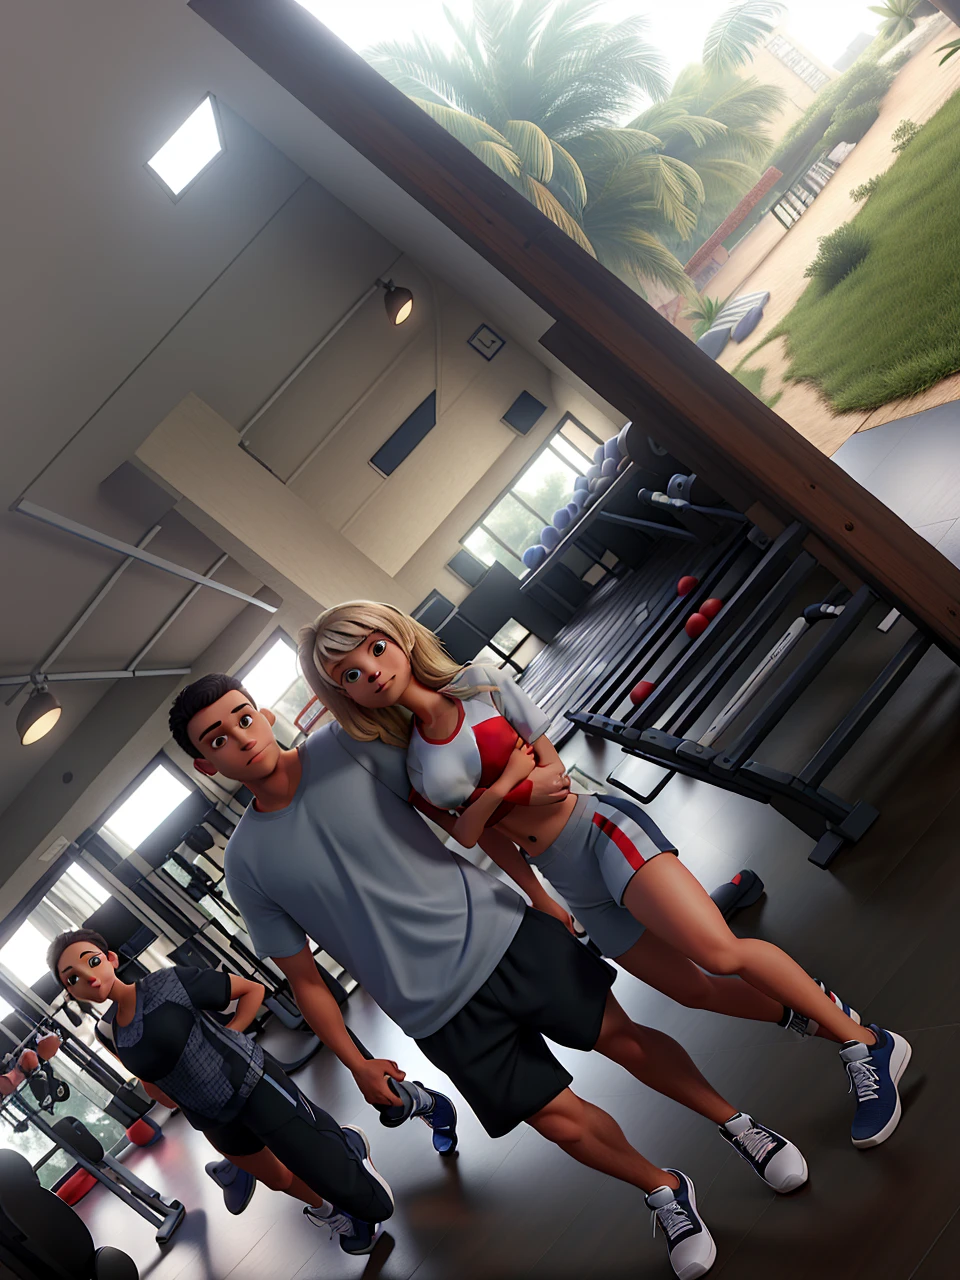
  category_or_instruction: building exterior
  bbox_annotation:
[745,26,838,143]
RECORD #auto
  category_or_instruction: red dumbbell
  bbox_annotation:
[629,680,656,705]
[677,575,699,597]
[700,598,723,620]
[685,613,709,640]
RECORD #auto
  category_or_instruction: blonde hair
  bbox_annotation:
[298,601,467,748]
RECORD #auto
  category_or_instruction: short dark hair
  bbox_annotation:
[47,929,110,984]
[168,674,254,758]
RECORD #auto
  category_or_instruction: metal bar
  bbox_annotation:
[0,668,190,686]
[237,272,393,441]
[631,521,809,728]
[3,524,163,707]
[594,512,698,541]
[128,553,228,670]
[508,489,552,527]
[668,552,819,736]
[15,500,275,612]
[715,584,877,772]
[799,629,931,787]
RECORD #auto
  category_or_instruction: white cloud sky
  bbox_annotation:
[298,2,882,80]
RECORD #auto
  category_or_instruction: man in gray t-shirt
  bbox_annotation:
[169,673,805,1273]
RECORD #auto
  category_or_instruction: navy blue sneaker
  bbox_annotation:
[719,1113,807,1192]
[204,1159,256,1215]
[840,1025,912,1148]
[415,1081,458,1156]
[303,1204,384,1256]
[645,1170,716,1279]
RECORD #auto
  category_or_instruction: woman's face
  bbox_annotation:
[323,631,412,709]
[57,942,118,1003]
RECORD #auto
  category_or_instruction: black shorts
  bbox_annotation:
[415,908,616,1139]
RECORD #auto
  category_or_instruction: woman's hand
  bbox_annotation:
[527,763,571,806]
[500,738,536,790]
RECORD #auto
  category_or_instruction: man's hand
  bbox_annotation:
[528,762,571,806]
[352,1057,406,1107]
[531,893,576,935]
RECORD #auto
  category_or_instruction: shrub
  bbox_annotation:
[771,56,891,176]
[891,118,921,152]
[850,176,881,202]
[684,293,729,340]
[834,64,896,114]
[822,101,881,151]
[804,224,871,290]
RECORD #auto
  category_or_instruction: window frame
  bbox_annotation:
[462,413,607,574]
[237,628,309,749]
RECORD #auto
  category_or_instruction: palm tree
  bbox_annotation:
[368,0,701,294]
[703,2,786,73]
[868,1,923,42]
[684,292,730,339]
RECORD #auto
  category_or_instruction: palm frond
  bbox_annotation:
[512,173,597,254]
[703,2,786,73]
[504,119,554,183]
[547,138,589,215]
[474,140,524,179]
[412,99,508,148]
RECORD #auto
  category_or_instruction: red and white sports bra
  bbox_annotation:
[406,665,550,816]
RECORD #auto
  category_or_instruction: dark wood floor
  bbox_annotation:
[76,410,960,1279]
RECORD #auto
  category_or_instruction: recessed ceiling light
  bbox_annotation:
[147,95,224,200]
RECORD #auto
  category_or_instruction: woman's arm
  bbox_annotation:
[224,974,266,1034]
[450,739,535,848]
[477,827,575,933]
[141,1080,178,1110]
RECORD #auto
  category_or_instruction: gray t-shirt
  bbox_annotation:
[223,723,524,1039]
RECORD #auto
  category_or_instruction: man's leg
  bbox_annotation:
[211,1143,319,1207]
[592,992,739,1125]
[525,1086,678,1194]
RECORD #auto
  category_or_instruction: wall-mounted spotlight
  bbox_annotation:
[16,679,62,745]
[378,278,414,326]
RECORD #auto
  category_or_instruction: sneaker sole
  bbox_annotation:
[668,1173,717,1280]
[852,1033,912,1149]
[340,1222,384,1256]
[342,1124,396,1210]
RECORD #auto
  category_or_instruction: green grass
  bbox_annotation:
[773,91,960,413]
[732,363,783,410]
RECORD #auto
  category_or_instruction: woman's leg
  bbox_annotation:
[622,856,872,1046]
[209,1142,322,1207]
[615,931,786,1024]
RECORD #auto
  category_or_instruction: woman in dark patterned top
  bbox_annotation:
[49,928,394,1256]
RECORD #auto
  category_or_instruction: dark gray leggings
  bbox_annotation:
[203,1059,393,1223]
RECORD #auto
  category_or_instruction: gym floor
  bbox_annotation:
[76,407,960,1279]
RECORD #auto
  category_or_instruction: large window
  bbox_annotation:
[100,762,192,857]
[463,415,606,577]
[239,632,311,747]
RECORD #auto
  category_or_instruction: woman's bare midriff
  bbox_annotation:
[495,792,580,854]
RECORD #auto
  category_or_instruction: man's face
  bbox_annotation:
[58,942,118,1003]
[323,631,412,711]
[187,691,282,783]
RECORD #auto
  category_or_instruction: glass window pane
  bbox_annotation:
[473,646,506,669]
[550,435,591,473]
[490,619,528,654]
[0,920,51,986]
[482,494,543,560]
[513,451,578,523]
[102,763,191,852]
[273,674,312,727]
[242,636,299,709]
[463,528,524,578]
[560,418,606,460]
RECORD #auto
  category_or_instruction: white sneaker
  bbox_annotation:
[720,1113,808,1192]
[645,1170,717,1279]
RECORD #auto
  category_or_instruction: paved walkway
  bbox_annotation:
[706,16,960,456]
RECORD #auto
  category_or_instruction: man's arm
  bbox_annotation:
[271,944,406,1106]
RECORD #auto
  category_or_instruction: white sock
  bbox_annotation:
[308,1199,334,1217]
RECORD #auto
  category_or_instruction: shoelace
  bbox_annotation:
[651,1199,693,1243]
[306,1207,355,1239]
[846,1055,880,1102]
[733,1125,778,1163]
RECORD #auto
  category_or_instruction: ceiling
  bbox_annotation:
[0,0,593,874]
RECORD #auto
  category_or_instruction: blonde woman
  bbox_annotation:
[300,601,910,1153]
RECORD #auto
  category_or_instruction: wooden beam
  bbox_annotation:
[190,0,960,660]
